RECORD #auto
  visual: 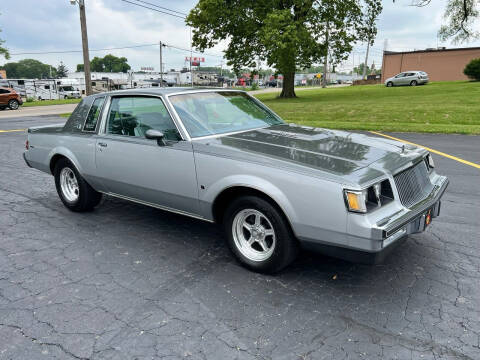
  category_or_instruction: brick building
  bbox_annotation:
[381,47,480,82]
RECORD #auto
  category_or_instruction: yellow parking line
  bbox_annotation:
[0,129,26,133]
[370,131,480,169]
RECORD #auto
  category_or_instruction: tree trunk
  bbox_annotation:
[279,72,296,98]
[322,21,329,88]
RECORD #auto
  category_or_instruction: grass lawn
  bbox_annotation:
[255,81,480,134]
[22,98,82,107]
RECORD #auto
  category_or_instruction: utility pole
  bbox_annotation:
[362,41,370,80]
[159,41,164,87]
[70,0,92,96]
[190,27,194,87]
[322,22,329,88]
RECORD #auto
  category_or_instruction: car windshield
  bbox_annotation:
[169,91,284,138]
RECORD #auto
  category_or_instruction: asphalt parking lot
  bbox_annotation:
[1,115,479,360]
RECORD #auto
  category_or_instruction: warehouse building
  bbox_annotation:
[381,46,480,82]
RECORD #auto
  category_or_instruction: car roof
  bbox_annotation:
[98,87,238,97]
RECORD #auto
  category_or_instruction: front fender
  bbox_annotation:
[201,174,299,224]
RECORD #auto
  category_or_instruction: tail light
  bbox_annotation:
[25,140,29,150]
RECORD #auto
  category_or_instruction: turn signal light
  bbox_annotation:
[344,190,367,213]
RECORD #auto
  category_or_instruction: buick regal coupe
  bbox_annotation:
[23,89,448,273]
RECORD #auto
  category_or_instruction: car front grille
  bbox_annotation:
[394,160,433,208]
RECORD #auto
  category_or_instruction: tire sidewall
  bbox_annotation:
[223,196,297,273]
[387,82,393,87]
[410,80,417,86]
[54,158,81,209]
[8,99,19,110]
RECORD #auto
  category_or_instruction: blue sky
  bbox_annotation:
[1,0,479,73]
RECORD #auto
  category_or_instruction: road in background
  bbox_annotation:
[0,104,77,119]
[0,116,479,359]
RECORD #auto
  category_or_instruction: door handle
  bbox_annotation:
[98,142,107,148]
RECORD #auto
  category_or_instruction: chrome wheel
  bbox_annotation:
[232,209,276,262]
[60,167,79,202]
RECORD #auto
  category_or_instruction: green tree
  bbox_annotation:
[0,59,56,78]
[187,0,381,98]
[77,54,131,73]
[56,61,68,78]
[411,0,478,43]
[0,14,9,60]
[359,0,382,79]
[464,58,480,80]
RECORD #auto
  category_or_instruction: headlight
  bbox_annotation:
[344,179,394,213]
[426,153,435,169]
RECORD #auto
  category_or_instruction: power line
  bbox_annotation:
[10,42,225,59]
[132,0,188,16]
[119,0,186,19]
[10,43,160,56]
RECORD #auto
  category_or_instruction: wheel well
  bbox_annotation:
[212,186,292,228]
[49,154,67,174]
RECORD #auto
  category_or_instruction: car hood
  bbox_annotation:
[193,124,427,182]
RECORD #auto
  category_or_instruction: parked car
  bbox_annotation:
[266,80,278,87]
[0,87,23,110]
[23,88,448,273]
[385,71,429,87]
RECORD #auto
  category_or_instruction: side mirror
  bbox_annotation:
[145,129,165,145]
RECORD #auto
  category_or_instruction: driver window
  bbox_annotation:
[106,96,181,141]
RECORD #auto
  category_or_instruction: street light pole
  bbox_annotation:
[71,0,92,96]
[159,41,164,87]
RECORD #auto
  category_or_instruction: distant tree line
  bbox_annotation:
[76,54,131,73]
[0,59,69,79]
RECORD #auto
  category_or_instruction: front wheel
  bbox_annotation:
[223,196,298,273]
[410,80,417,86]
[386,82,393,87]
[54,158,102,212]
[8,99,19,110]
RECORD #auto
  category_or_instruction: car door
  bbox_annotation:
[0,88,9,106]
[94,95,200,215]
[404,72,415,85]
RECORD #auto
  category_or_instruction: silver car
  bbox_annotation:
[23,88,448,273]
[385,71,429,87]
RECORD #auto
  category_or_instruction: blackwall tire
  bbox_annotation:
[54,158,102,212]
[223,195,298,273]
[8,99,19,110]
[387,82,393,87]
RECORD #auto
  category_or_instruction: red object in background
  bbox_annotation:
[191,61,200,66]
[236,78,246,86]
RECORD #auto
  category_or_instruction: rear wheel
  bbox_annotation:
[0,106,6,110]
[54,158,102,212]
[386,81,393,87]
[223,196,298,273]
[8,99,19,110]
[410,80,417,86]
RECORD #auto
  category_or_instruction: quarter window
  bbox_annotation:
[83,97,105,132]
[106,96,181,140]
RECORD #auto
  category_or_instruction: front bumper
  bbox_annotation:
[302,175,449,264]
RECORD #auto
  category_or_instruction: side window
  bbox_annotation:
[83,97,105,132]
[106,96,181,141]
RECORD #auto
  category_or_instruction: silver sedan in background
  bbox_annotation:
[385,71,429,87]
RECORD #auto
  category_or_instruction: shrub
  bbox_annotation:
[250,82,259,91]
[464,58,480,81]
[26,97,35,103]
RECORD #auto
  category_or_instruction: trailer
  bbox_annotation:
[0,79,82,100]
